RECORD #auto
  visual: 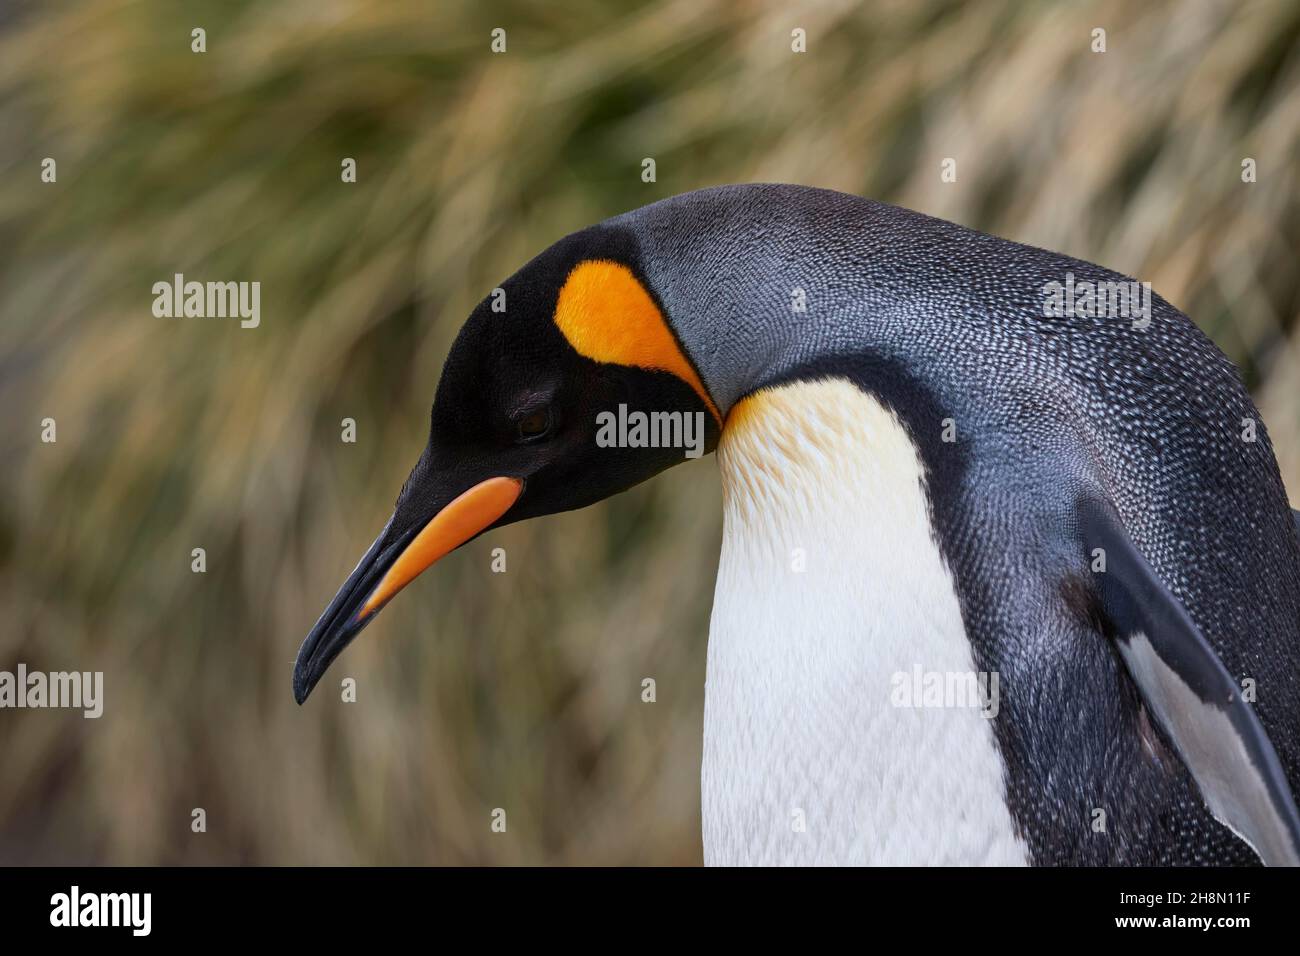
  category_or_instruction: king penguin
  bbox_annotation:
[292,183,1300,866]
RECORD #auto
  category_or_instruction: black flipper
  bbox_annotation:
[1079,498,1300,866]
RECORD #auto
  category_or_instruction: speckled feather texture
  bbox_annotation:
[609,184,1300,864]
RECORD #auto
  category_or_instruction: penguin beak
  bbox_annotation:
[292,476,523,704]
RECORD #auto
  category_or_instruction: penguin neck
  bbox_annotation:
[702,377,1029,865]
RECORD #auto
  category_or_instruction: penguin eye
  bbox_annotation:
[516,407,553,442]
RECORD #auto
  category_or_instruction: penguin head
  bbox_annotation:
[292,224,721,702]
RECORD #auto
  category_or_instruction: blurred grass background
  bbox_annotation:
[0,0,1297,864]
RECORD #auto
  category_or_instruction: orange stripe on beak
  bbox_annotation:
[358,476,522,619]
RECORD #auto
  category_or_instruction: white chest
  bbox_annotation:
[702,379,1029,865]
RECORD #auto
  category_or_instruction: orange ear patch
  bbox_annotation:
[553,260,721,423]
